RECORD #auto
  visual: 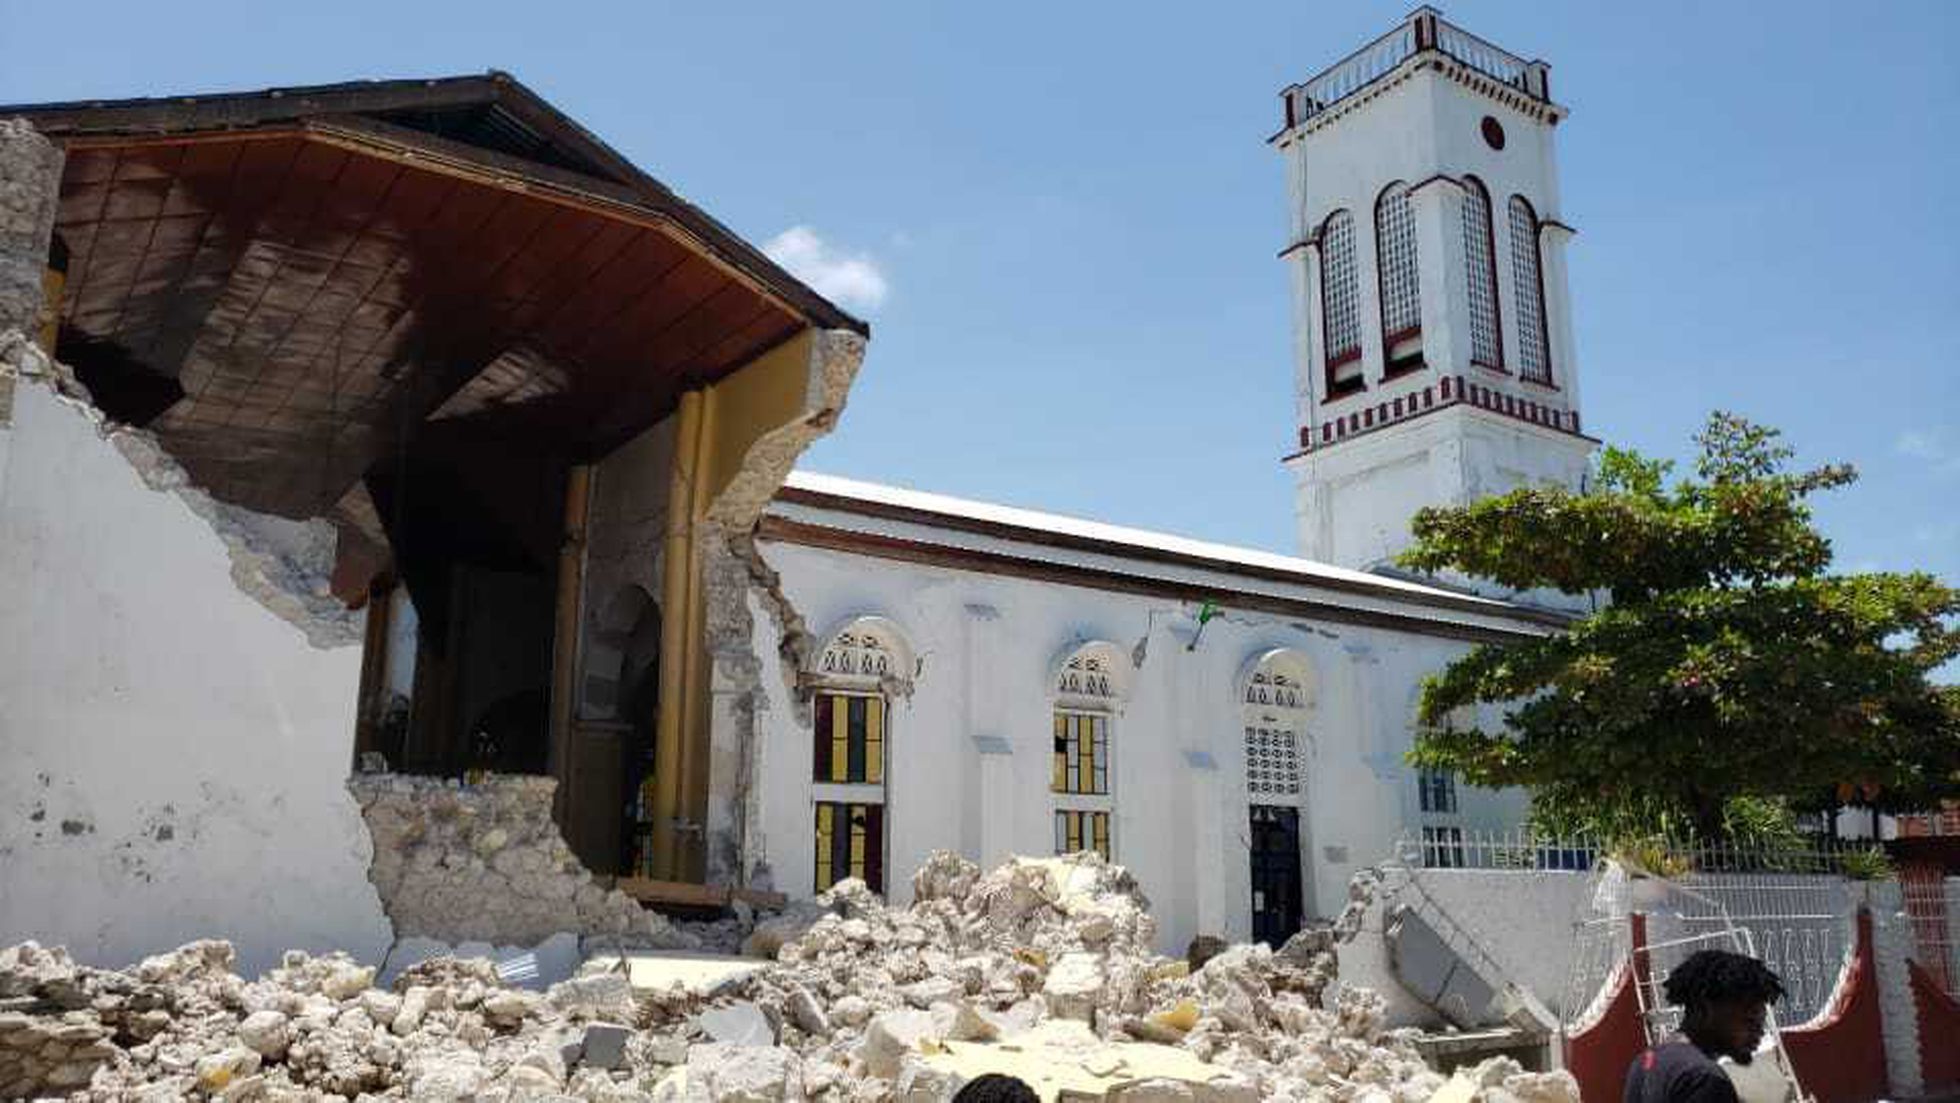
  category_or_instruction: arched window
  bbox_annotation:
[1375,182,1422,370]
[1508,195,1552,385]
[1460,177,1504,371]
[1240,649,1313,801]
[1319,209,1364,397]
[808,616,915,893]
[1051,641,1128,859]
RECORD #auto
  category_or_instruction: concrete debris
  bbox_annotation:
[350,773,700,950]
[0,852,1579,1101]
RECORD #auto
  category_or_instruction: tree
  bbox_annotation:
[1400,413,1960,840]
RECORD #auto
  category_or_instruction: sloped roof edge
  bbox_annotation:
[2,71,867,337]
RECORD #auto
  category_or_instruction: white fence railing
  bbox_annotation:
[1285,9,1551,126]
[1400,826,1885,875]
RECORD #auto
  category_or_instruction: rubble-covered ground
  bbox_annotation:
[0,852,1579,1101]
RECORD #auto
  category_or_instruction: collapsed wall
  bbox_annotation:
[0,337,392,979]
[350,773,693,953]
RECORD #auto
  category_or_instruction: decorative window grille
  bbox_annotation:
[1461,177,1503,370]
[815,801,883,892]
[818,629,895,680]
[1418,767,1458,814]
[1319,210,1363,392]
[1375,183,1421,358]
[1054,809,1111,859]
[1508,195,1552,384]
[1056,654,1117,701]
[1244,726,1301,798]
[1421,824,1465,868]
[813,691,885,784]
[1244,669,1306,710]
[1052,711,1109,795]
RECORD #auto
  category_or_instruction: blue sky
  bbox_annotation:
[4,1,1955,593]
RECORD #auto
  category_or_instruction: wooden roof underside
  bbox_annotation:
[12,75,864,519]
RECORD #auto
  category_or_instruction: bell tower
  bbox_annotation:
[1274,8,1594,581]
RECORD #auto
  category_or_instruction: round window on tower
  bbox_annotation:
[1481,116,1506,150]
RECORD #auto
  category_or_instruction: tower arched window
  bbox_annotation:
[1508,195,1552,385]
[1375,182,1422,371]
[808,616,915,894]
[1318,209,1363,398]
[1460,177,1503,371]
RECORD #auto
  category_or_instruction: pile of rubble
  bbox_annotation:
[0,852,1579,1101]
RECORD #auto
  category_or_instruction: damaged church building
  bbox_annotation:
[4,20,1590,981]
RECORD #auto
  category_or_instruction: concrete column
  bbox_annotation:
[0,120,63,340]
[1293,243,1327,434]
[1185,749,1228,940]
[1539,221,1581,416]
[1409,176,1471,378]
[1867,883,1924,1098]
[975,738,1015,869]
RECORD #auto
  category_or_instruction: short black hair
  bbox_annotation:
[1662,949,1786,1009]
[952,1073,1041,1103]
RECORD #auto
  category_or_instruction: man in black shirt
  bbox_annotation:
[1624,950,1787,1103]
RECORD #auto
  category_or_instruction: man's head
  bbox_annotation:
[1662,949,1786,1063]
[952,1073,1040,1103]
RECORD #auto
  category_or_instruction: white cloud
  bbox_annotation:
[763,226,889,313]
[1894,428,1960,476]
[1895,430,1945,462]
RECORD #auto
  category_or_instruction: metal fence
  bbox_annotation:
[1401,826,1885,875]
[1412,830,1877,1027]
[1900,862,1957,998]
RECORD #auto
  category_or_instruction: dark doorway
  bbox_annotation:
[1249,805,1305,947]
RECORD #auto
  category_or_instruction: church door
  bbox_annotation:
[1249,805,1304,947]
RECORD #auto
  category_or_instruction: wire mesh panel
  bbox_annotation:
[1461,178,1503,369]
[1901,862,1956,998]
[1376,183,1421,346]
[1508,196,1551,383]
[1640,872,1852,1027]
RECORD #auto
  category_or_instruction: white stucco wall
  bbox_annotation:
[0,374,392,978]
[746,536,1532,956]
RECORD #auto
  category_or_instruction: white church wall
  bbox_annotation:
[0,373,393,979]
[748,537,1521,956]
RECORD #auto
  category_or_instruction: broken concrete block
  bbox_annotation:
[783,983,829,1038]
[684,1042,802,1102]
[696,1001,774,1047]
[860,1008,937,1080]
[193,1047,261,1092]
[235,1010,290,1059]
[1042,951,1105,1022]
[579,1022,632,1070]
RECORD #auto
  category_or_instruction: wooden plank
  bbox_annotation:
[613,878,788,912]
[730,887,788,910]
[616,877,730,909]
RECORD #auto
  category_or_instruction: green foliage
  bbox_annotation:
[1837,847,1895,882]
[1610,837,1693,879]
[1402,413,1960,838]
